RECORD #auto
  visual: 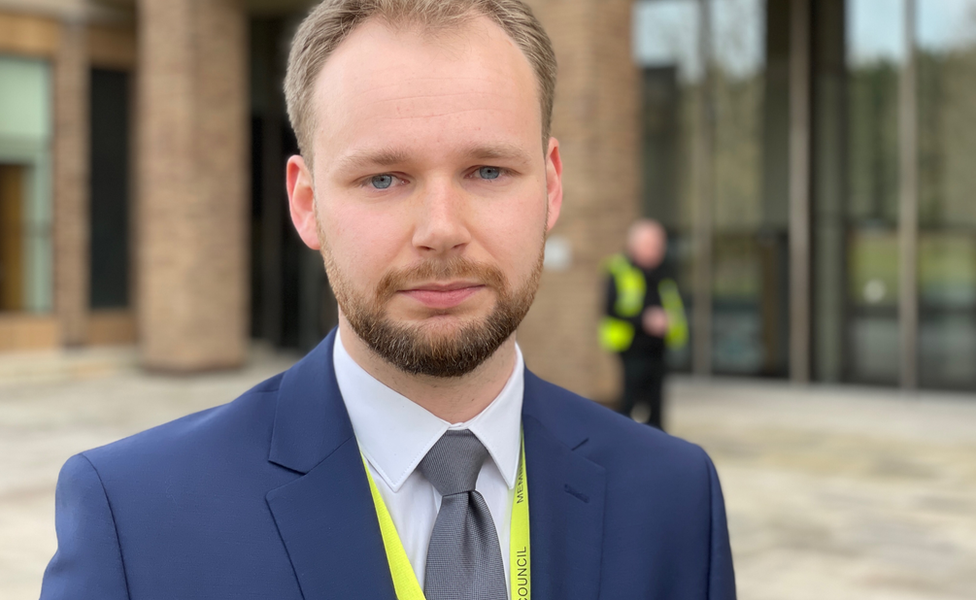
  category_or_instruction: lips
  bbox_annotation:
[399,282,485,309]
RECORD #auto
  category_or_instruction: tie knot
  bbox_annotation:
[418,430,489,497]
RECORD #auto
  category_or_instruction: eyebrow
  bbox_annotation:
[334,148,411,172]
[333,142,534,173]
[463,142,533,165]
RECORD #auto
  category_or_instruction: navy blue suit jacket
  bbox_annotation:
[41,330,735,599]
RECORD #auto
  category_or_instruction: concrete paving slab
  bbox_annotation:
[668,377,976,600]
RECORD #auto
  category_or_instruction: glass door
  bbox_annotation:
[916,0,976,389]
[0,55,53,317]
[634,0,785,376]
[710,0,784,376]
[843,0,904,385]
[0,164,25,311]
[634,0,701,371]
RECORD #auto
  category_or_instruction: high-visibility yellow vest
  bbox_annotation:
[600,254,688,352]
[659,278,689,349]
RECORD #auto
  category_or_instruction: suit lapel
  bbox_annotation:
[266,438,396,600]
[522,372,607,600]
[265,330,397,600]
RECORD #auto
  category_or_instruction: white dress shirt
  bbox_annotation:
[333,329,524,593]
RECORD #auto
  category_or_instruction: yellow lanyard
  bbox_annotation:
[362,435,530,600]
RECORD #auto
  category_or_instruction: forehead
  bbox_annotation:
[632,225,664,245]
[310,15,543,163]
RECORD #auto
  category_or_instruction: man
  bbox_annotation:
[601,220,687,430]
[41,1,734,599]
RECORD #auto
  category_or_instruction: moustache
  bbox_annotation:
[375,257,508,301]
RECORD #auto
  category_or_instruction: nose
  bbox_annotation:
[411,178,471,255]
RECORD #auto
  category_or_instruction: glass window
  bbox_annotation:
[844,0,904,385]
[634,0,701,370]
[635,0,776,375]
[916,0,976,389]
[710,0,779,376]
[0,55,53,314]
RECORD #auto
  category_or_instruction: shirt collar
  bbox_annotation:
[333,328,524,492]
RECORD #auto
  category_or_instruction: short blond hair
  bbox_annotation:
[284,0,557,165]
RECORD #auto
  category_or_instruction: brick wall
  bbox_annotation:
[53,20,89,346]
[136,0,248,371]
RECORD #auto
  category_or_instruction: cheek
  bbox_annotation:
[319,203,405,283]
[473,194,547,270]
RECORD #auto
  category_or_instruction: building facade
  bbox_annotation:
[0,0,973,398]
[634,0,976,393]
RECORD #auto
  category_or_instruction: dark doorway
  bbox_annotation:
[89,68,131,309]
[250,17,338,351]
[0,164,26,311]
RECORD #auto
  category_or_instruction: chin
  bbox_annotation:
[394,299,492,323]
[410,311,487,335]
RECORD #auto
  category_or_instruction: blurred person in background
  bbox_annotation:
[601,219,687,430]
[40,1,731,599]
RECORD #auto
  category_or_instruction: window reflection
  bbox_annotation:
[843,0,903,385]
[917,0,976,389]
[0,56,53,315]
[634,0,700,371]
[635,0,783,376]
[710,0,780,376]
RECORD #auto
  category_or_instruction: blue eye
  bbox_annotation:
[478,166,501,180]
[370,174,394,189]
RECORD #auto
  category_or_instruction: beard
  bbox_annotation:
[318,223,545,378]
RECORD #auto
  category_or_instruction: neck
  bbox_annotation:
[338,320,518,423]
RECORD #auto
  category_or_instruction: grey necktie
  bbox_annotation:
[418,430,507,600]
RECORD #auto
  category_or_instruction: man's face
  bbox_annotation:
[631,225,666,269]
[287,15,563,377]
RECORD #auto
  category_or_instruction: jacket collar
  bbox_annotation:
[521,370,592,451]
[268,328,353,473]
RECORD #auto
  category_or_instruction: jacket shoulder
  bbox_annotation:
[524,372,711,472]
[79,372,285,474]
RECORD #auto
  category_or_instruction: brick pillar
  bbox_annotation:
[136,0,248,371]
[518,0,640,401]
[54,20,90,346]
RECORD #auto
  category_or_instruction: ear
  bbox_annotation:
[544,137,563,233]
[286,155,321,250]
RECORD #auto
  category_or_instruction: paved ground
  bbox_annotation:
[669,379,976,600]
[1,348,974,600]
